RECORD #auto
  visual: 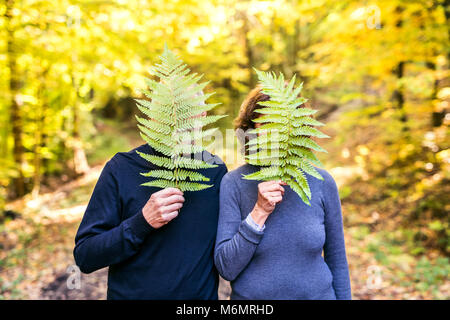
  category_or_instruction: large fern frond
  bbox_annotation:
[135,44,226,191]
[242,69,329,206]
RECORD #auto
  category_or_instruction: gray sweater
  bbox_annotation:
[214,164,352,300]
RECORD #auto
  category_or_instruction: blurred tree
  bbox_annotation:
[0,0,447,236]
[4,0,25,197]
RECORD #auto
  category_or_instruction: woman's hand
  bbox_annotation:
[250,180,286,227]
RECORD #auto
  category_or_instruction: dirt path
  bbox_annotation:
[39,267,231,300]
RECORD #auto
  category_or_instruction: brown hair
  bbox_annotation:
[234,85,311,131]
[233,86,270,131]
[234,85,312,157]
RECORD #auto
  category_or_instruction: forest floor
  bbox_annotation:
[1,120,448,300]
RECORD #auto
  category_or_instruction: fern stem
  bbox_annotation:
[169,75,179,188]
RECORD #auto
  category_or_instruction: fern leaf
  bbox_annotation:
[135,115,172,135]
[285,177,311,206]
[292,108,318,117]
[242,69,328,205]
[290,136,328,153]
[291,116,325,127]
[288,147,324,167]
[141,179,178,189]
[178,115,226,131]
[139,132,174,157]
[141,169,209,182]
[140,169,176,180]
[285,157,324,181]
[177,181,213,191]
[247,143,288,156]
[291,126,331,138]
[247,158,285,167]
[136,151,175,169]
[135,45,226,192]
[136,104,173,126]
[242,166,283,181]
[138,125,175,147]
[173,156,218,169]
[253,107,289,116]
[246,131,289,146]
[252,114,289,125]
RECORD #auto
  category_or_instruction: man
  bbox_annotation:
[73,140,227,299]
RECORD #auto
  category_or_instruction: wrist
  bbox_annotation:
[251,204,268,227]
[125,208,155,239]
[142,209,155,228]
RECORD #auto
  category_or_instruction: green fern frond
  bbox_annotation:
[173,156,218,169]
[174,127,219,145]
[242,69,329,206]
[246,134,288,147]
[254,107,289,116]
[247,142,288,153]
[136,151,175,169]
[135,104,173,126]
[290,136,328,153]
[291,116,325,127]
[141,169,209,182]
[287,147,324,168]
[135,115,172,135]
[242,165,284,181]
[292,108,318,117]
[291,126,330,138]
[141,179,178,189]
[135,44,226,192]
[177,181,213,191]
[139,132,174,157]
[177,115,227,131]
[245,153,283,162]
[252,114,289,124]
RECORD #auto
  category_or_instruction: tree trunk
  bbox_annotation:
[57,113,69,174]
[71,75,90,175]
[32,67,49,197]
[241,13,255,89]
[291,19,300,75]
[444,0,450,62]
[392,6,408,131]
[5,0,25,197]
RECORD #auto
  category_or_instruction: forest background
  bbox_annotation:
[0,0,449,299]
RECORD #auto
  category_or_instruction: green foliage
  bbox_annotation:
[412,257,450,295]
[135,45,226,191]
[85,122,132,166]
[242,69,329,205]
[0,274,24,299]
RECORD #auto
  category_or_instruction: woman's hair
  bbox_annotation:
[234,85,311,131]
[234,84,311,157]
[233,86,270,131]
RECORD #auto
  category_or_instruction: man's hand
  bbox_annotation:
[250,180,286,227]
[142,188,185,229]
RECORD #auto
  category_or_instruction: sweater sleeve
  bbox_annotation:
[214,174,264,281]
[73,159,155,274]
[322,171,352,300]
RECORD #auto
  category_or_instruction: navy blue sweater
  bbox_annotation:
[73,144,227,300]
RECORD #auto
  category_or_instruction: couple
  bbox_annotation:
[73,86,352,300]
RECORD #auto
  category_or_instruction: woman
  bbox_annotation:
[214,87,352,300]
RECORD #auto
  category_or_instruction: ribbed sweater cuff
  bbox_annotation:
[238,219,264,245]
[125,210,155,240]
